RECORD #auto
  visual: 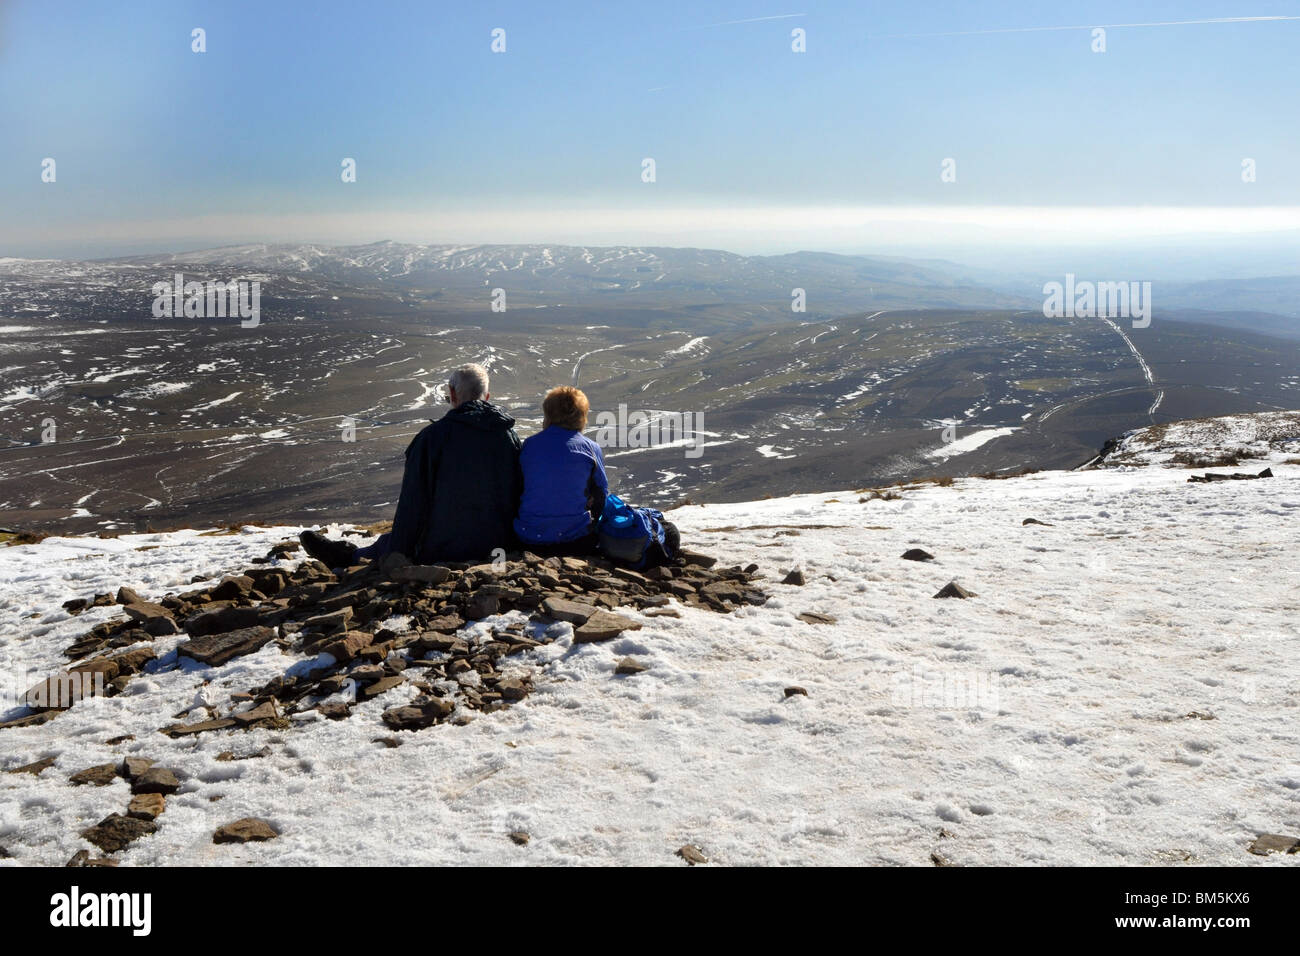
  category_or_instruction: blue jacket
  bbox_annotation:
[514,425,609,544]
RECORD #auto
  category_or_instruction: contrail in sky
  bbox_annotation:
[710,13,806,27]
[869,15,1300,39]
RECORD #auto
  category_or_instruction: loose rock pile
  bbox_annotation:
[2,542,767,863]
[7,545,767,738]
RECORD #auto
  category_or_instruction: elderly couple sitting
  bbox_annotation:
[300,363,673,568]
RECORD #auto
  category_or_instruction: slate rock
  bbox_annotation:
[66,850,118,867]
[933,581,977,599]
[573,610,642,644]
[127,793,166,821]
[122,601,173,624]
[164,717,237,737]
[7,755,57,776]
[69,763,119,787]
[382,698,455,730]
[178,626,275,666]
[781,569,807,586]
[1247,833,1300,856]
[321,630,374,663]
[497,678,531,701]
[233,700,279,726]
[318,701,351,720]
[357,675,406,701]
[541,597,595,625]
[81,813,157,853]
[212,818,279,844]
[784,686,808,698]
[676,844,708,865]
[111,646,156,675]
[115,586,143,606]
[615,657,649,675]
[509,831,531,846]
[131,767,180,795]
[796,612,836,625]
[392,564,452,585]
[902,549,935,562]
[120,756,155,780]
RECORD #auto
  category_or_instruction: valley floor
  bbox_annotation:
[1,452,1298,865]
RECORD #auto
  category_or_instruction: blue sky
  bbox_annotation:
[2,0,1298,264]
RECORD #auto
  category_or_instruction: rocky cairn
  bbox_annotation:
[8,544,767,737]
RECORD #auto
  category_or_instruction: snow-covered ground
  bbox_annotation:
[1,421,1298,866]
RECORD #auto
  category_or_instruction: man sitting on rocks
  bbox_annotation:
[300,363,522,567]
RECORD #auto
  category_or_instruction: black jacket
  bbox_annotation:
[387,400,522,563]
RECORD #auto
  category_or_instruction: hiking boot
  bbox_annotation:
[299,530,359,569]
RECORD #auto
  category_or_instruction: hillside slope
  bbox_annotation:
[1,413,1298,866]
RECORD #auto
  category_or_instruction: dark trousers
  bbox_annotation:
[524,532,600,558]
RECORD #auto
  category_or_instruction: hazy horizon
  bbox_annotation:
[4,0,1298,279]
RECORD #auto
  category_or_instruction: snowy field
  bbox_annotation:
[1,433,1298,865]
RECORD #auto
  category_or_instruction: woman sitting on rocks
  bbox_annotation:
[513,386,608,557]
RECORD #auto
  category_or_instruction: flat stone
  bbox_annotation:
[7,755,57,776]
[184,604,264,636]
[382,698,455,730]
[212,817,278,844]
[421,613,466,636]
[122,601,173,623]
[679,551,717,569]
[901,548,935,562]
[116,586,143,605]
[81,813,157,853]
[357,675,406,701]
[112,646,157,674]
[66,850,118,867]
[164,717,237,737]
[318,701,351,720]
[784,686,808,698]
[210,576,254,601]
[781,569,806,586]
[541,597,595,625]
[496,678,531,701]
[509,831,531,846]
[303,608,353,634]
[120,756,155,780]
[178,626,276,666]
[466,593,500,620]
[676,844,708,865]
[573,610,642,644]
[69,763,119,787]
[1247,833,1300,856]
[131,766,180,795]
[233,701,279,726]
[127,792,166,821]
[321,630,374,663]
[392,564,452,585]
[796,612,836,625]
[615,657,649,675]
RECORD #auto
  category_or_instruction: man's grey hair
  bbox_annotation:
[448,363,489,402]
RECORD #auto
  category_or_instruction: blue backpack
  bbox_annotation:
[597,494,676,569]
